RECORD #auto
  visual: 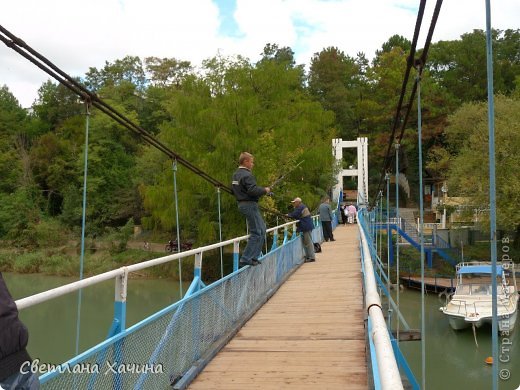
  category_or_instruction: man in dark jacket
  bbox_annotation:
[318,196,335,242]
[232,152,271,267]
[0,272,40,389]
[287,197,315,262]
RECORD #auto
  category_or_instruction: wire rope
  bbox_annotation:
[395,142,401,345]
[217,187,224,279]
[416,67,426,390]
[75,101,90,356]
[484,1,499,388]
[373,0,444,203]
[172,160,183,299]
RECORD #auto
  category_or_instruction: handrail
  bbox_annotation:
[16,220,298,310]
[358,212,404,390]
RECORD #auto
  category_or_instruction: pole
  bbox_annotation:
[395,142,400,344]
[417,68,426,389]
[484,2,498,387]
[173,160,183,299]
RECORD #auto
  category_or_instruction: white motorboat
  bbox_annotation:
[440,261,518,332]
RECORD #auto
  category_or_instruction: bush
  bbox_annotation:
[40,254,76,276]
[35,219,69,248]
[13,252,42,273]
[0,251,15,271]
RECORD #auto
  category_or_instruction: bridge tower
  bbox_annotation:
[332,137,369,206]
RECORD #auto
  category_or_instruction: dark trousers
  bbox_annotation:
[238,201,266,262]
[321,221,333,241]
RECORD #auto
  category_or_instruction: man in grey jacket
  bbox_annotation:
[318,197,335,242]
[232,152,271,267]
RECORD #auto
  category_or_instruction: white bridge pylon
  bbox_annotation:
[332,137,369,206]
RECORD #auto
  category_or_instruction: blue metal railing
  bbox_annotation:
[16,217,325,389]
[358,209,419,390]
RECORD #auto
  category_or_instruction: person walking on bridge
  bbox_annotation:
[287,197,316,263]
[318,196,335,242]
[232,152,271,267]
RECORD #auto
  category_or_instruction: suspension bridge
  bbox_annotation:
[12,134,433,389]
[3,0,510,388]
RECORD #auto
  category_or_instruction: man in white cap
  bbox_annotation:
[287,197,315,262]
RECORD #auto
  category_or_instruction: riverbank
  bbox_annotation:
[0,239,197,280]
[0,238,235,282]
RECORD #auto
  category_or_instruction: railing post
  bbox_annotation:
[233,241,240,272]
[271,229,278,251]
[114,268,128,333]
[113,268,128,390]
[283,226,288,245]
[194,252,203,288]
[291,222,297,239]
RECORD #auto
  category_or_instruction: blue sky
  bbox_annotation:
[216,0,243,37]
[1,0,518,107]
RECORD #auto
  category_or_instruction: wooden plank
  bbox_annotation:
[188,225,367,389]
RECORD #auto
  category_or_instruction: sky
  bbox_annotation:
[1,0,519,108]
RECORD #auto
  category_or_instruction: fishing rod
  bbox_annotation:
[267,160,305,196]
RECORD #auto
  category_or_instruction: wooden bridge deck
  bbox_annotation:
[189,224,367,389]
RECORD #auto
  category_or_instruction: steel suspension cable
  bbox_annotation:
[172,160,183,299]
[416,67,427,390]
[375,0,427,199]
[394,0,444,146]
[373,0,444,204]
[217,187,224,279]
[0,25,298,225]
[484,1,499,388]
[0,25,233,195]
[385,173,391,328]
[75,101,90,356]
[395,142,401,345]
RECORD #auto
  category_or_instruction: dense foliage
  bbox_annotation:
[0,29,519,268]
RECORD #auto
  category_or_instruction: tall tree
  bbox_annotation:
[427,29,520,103]
[137,53,336,244]
[446,95,520,246]
[308,47,361,139]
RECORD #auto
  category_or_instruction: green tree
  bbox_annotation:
[446,95,520,246]
[428,29,520,103]
[374,34,412,61]
[0,86,26,192]
[137,53,336,244]
[308,47,361,139]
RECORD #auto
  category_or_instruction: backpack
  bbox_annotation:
[313,242,322,253]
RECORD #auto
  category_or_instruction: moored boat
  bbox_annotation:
[440,261,518,332]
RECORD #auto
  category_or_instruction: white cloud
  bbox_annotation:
[0,0,518,107]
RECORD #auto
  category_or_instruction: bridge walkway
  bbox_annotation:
[189,224,367,389]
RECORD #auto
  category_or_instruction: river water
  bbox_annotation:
[5,273,520,389]
[4,272,187,366]
[394,289,519,390]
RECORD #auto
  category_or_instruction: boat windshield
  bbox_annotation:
[456,284,491,295]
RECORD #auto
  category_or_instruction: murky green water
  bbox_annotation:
[4,273,519,389]
[392,289,519,390]
[4,272,188,366]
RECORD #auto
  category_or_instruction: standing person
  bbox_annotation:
[232,152,271,267]
[287,197,316,263]
[348,204,357,224]
[342,204,348,225]
[318,197,335,242]
[0,272,40,390]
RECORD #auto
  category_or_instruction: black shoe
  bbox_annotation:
[304,258,316,263]
[239,259,260,267]
[330,238,336,242]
